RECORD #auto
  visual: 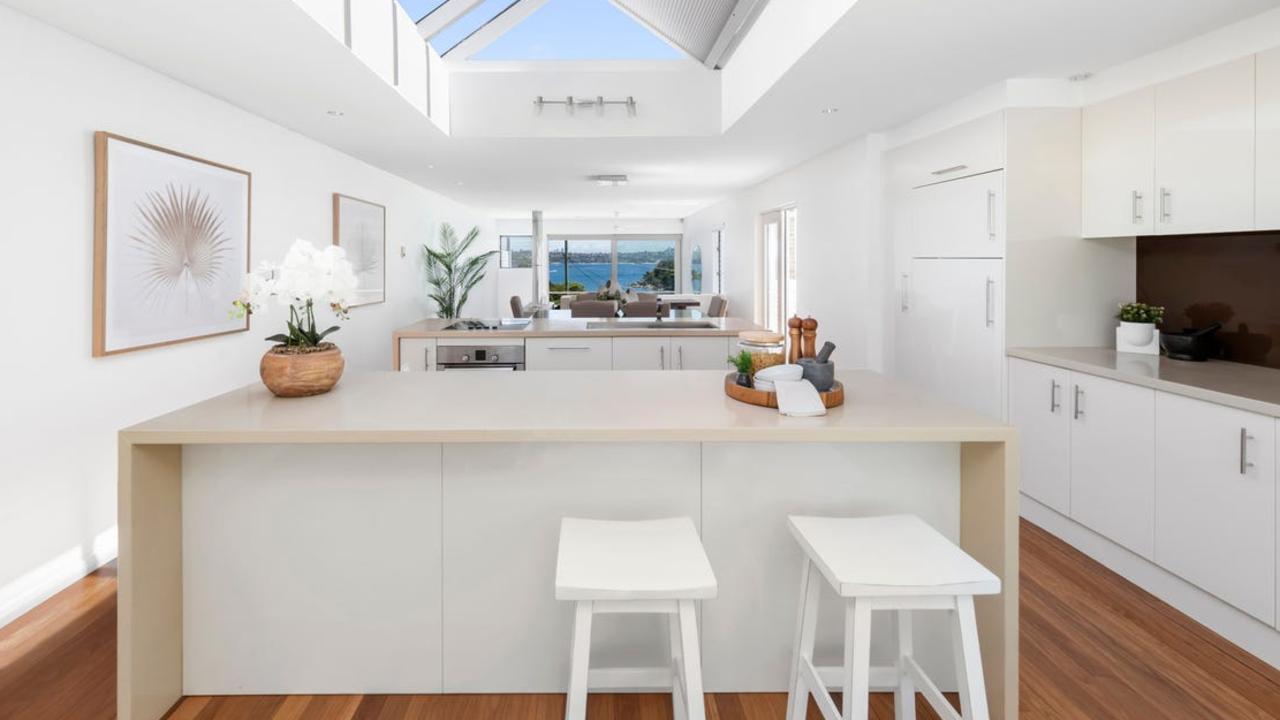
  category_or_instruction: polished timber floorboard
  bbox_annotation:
[2,521,1280,719]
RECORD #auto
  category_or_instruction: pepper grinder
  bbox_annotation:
[801,317,818,359]
[787,316,803,364]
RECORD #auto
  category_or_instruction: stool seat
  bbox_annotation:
[787,514,1000,597]
[556,518,718,601]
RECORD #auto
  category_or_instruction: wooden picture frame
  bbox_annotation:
[332,193,387,308]
[93,131,252,356]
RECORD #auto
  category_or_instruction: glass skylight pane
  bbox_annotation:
[397,0,448,23]
[470,0,684,61]
[432,0,521,55]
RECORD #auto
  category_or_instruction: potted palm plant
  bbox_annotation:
[424,223,497,319]
[232,240,357,397]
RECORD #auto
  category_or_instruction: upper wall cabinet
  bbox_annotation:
[1153,56,1255,235]
[888,112,1005,191]
[1257,48,1280,230]
[1082,88,1155,238]
[1082,56,1257,238]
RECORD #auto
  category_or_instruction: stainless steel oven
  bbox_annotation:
[436,344,525,371]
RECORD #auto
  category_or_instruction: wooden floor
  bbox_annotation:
[2,520,1279,719]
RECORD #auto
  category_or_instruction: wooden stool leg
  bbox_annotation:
[787,559,821,720]
[842,599,872,720]
[895,610,916,720]
[669,612,688,720]
[952,595,990,720]
[565,601,593,720]
[677,600,706,720]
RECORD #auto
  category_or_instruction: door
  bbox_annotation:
[909,258,1004,419]
[1008,359,1071,514]
[1082,88,1156,237]
[1258,47,1280,230]
[612,337,671,370]
[1154,393,1275,624]
[670,337,730,371]
[1068,373,1156,559]
[1154,56,1255,235]
[398,338,437,372]
[912,171,1004,258]
[759,207,797,333]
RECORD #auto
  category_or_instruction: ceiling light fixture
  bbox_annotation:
[535,96,637,117]
[326,110,345,117]
[1069,72,1094,82]
[820,107,839,115]
[591,174,629,187]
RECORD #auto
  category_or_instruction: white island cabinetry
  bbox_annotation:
[525,337,613,371]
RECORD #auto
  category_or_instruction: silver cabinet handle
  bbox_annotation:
[1073,385,1084,420]
[987,190,997,240]
[931,164,968,176]
[548,346,590,351]
[677,345,684,370]
[900,273,910,311]
[1160,188,1172,223]
[985,278,995,327]
[659,345,665,370]
[1132,190,1144,223]
[1240,428,1256,474]
[1050,380,1061,413]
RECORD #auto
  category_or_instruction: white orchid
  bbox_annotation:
[232,239,359,348]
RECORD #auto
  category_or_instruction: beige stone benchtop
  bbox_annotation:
[393,316,763,339]
[1009,347,1280,418]
[121,369,1013,445]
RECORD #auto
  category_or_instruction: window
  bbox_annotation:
[471,0,684,61]
[690,246,703,293]
[547,234,681,302]
[397,0,449,23]
[500,235,533,268]
[714,229,724,295]
[431,0,521,55]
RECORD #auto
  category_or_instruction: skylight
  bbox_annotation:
[397,0,449,23]
[466,0,684,61]
[431,0,522,55]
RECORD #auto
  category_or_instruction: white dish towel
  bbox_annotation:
[774,379,827,417]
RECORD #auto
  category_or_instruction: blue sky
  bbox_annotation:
[398,0,683,60]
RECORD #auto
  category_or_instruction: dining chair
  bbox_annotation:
[510,296,526,318]
[622,301,660,318]
[707,296,728,318]
[571,300,619,318]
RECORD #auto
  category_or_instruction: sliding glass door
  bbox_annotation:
[760,208,797,333]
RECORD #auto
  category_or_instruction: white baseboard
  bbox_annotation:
[0,525,118,629]
[1020,495,1280,669]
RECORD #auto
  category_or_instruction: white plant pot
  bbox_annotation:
[1119,321,1156,346]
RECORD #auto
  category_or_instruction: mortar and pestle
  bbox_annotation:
[798,341,837,391]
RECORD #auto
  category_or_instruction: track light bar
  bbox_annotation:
[534,96,637,117]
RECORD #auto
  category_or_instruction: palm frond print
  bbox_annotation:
[130,183,232,309]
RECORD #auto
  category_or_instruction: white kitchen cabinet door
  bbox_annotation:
[1154,56,1255,235]
[398,338,437,372]
[612,337,672,370]
[1257,48,1280,230]
[908,259,1004,420]
[1008,359,1071,514]
[525,338,612,371]
[1082,87,1155,238]
[893,268,929,390]
[911,171,1004,258]
[891,111,1005,190]
[1154,392,1276,624]
[1068,373,1156,559]
[671,336,730,371]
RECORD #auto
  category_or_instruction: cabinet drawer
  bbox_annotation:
[1154,392,1276,624]
[526,338,612,371]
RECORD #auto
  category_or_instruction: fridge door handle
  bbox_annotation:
[987,190,997,240]
[985,278,995,327]
[901,273,910,311]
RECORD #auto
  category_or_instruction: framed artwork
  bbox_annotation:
[93,132,251,356]
[333,193,386,307]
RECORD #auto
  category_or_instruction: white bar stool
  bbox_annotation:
[556,517,718,720]
[785,514,1001,720]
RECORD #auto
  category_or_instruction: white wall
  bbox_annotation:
[683,138,878,366]
[0,5,495,627]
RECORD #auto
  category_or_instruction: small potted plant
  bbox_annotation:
[728,350,754,388]
[1117,302,1164,346]
[232,240,358,397]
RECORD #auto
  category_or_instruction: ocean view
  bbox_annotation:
[549,262,671,291]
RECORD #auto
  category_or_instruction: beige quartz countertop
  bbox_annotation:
[393,316,763,339]
[121,370,1012,445]
[1009,347,1280,417]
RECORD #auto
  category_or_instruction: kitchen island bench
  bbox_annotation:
[117,370,1018,720]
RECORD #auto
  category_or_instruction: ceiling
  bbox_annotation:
[4,0,1279,220]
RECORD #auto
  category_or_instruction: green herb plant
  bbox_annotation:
[728,350,754,374]
[1117,302,1165,324]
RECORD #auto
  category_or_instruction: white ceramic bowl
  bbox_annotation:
[755,364,803,383]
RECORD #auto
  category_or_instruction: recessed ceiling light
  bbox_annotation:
[590,174,629,187]
[820,107,839,115]
[455,181,465,186]
[1069,72,1094,82]
[326,110,345,117]
[427,164,436,169]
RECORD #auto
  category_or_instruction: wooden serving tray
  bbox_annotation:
[724,373,845,409]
